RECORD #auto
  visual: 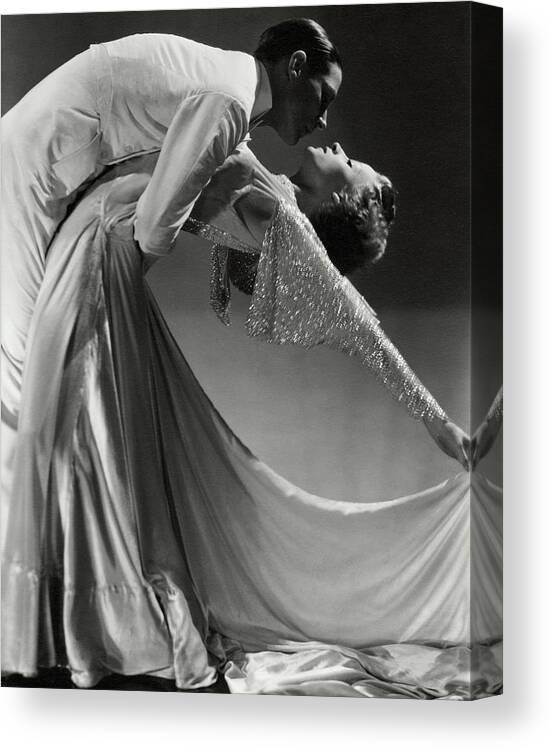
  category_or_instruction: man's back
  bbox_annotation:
[1,31,263,416]
[96,33,258,165]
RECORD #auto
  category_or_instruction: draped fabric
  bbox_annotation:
[1,166,502,698]
[0,39,264,535]
[1,167,215,689]
[220,640,503,699]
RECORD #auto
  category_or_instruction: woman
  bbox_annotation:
[1,146,500,698]
[189,142,469,461]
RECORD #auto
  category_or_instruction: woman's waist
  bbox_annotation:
[183,217,259,255]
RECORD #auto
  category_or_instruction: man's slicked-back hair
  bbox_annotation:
[254,18,342,75]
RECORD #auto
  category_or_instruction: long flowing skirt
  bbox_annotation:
[1,169,502,699]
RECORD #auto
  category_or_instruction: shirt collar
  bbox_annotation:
[249,59,272,129]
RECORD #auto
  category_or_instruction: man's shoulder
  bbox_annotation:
[195,46,259,113]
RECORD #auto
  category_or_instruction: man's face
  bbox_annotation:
[270,57,342,145]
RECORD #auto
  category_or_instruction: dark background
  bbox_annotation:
[2,2,477,307]
[1,4,502,497]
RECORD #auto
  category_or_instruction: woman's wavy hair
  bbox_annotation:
[254,18,342,75]
[309,179,397,276]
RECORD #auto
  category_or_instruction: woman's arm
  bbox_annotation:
[471,387,503,468]
[187,144,274,250]
[245,200,470,468]
[183,157,469,467]
[191,149,254,224]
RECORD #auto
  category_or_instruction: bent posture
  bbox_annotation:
[1,126,491,694]
[1,19,342,507]
[188,142,470,465]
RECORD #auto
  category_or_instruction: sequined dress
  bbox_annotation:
[1,153,502,698]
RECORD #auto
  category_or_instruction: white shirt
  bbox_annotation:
[95,34,272,255]
[1,33,272,410]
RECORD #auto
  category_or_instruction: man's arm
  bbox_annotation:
[134,91,249,256]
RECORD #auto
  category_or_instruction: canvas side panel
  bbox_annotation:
[469,0,503,700]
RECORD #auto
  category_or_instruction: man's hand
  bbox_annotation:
[193,157,253,222]
[209,156,254,205]
[424,416,471,471]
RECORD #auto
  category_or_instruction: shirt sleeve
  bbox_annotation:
[134,91,249,256]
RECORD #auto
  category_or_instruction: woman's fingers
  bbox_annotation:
[424,417,470,470]
[446,423,470,471]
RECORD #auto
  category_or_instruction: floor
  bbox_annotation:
[2,668,230,693]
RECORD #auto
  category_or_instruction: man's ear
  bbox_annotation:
[288,50,307,81]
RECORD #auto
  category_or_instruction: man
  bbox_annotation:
[0,19,342,525]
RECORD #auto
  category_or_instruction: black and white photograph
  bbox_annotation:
[1,0,504,706]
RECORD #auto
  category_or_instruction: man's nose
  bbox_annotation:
[316,112,328,130]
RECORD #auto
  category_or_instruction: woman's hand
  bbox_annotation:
[424,416,471,471]
[471,414,502,469]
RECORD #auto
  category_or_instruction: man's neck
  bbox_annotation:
[250,59,272,128]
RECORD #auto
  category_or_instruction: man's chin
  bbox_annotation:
[271,123,300,146]
[278,131,299,146]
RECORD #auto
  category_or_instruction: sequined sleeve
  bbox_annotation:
[183,217,259,256]
[245,200,448,422]
[182,217,260,326]
[487,387,503,423]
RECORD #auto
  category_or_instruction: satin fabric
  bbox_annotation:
[1,162,502,698]
[221,641,503,699]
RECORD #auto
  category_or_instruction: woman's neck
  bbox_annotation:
[289,174,321,217]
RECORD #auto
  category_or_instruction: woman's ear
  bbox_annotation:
[331,191,341,205]
[288,50,307,80]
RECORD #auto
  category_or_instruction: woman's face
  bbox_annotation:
[296,143,381,204]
